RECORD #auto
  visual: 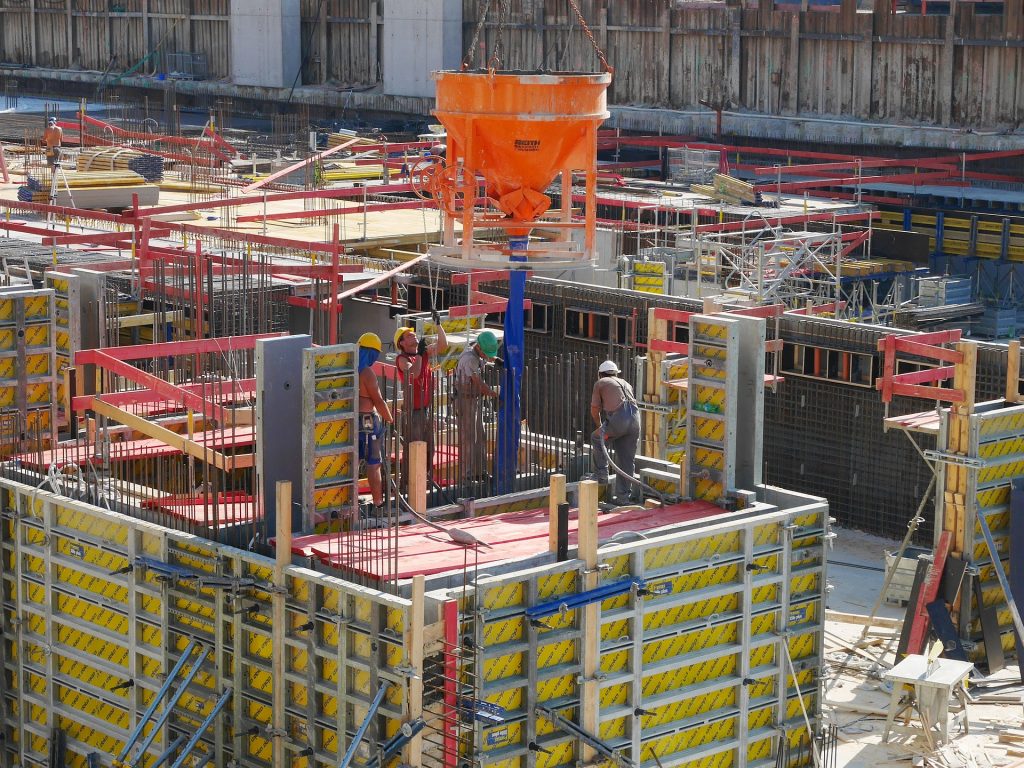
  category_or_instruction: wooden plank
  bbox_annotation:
[405,575,425,767]
[578,479,600,764]
[548,473,566,554]
[409,440,427,519]
[272,480,291,767]
[1008,339,1021,403]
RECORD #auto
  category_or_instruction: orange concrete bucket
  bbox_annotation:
[432,70,610,223]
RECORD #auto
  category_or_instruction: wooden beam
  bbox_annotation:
[548,473,566,554]
[409,440,427,521]
[405,575,425,767]
[272,480,291,768]
[89,397,252,471]
[578,479,600,764]
[1007,340,1021,403]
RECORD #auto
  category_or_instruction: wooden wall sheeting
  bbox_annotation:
[0,1,1022,130]
[0,0,230,79]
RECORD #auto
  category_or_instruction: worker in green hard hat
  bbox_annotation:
[454,330,499,487]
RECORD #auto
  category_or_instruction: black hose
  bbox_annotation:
[597,435,669,508]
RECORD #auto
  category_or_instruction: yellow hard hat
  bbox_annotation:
[393,327,415,348]
[358,332,382,352]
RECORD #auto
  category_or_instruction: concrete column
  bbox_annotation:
[381,0,462,98]
[229,0,301,88]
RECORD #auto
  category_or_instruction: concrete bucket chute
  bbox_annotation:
[424,69,611,270]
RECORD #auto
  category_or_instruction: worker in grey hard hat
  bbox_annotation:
[589,360,641,504]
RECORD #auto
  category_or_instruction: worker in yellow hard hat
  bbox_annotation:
[394,319,447,488]
[357,332,393,515]
[454,330,499,486]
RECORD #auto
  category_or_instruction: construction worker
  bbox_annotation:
[42,117,63,168]
[454,330,499,485]
[394,320,447,486]
[357,333,394,514]
[590,360,641,504]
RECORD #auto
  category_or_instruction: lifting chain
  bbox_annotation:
[567,0,612,73]
[462,0,493,69]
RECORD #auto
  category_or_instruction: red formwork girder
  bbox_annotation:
[876,330,965,404]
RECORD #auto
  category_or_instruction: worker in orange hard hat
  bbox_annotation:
[394,317,447,488]
[42,117,63,169]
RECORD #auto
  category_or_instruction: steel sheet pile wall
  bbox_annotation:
[461,499,828,768]
[0,479,415,767]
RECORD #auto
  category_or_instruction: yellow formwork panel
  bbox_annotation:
[3,482,417,768]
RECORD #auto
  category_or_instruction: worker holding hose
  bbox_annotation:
[394,318,447,487]
[357,333,394,516]
[590,360,641,504]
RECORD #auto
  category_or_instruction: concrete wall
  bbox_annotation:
[382,0,462,98]
[230,0,302,89]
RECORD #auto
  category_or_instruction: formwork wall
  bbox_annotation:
[454,493,829,768]
[0,478,416,768]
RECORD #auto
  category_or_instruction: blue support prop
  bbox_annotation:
[151,735,187,768]
[935,211,944,256]
[339,680,392,768]
[496,246,526,495]
[129,646,210,768]
[526,579,644,620]
[116,639,200,762]
[903,207,912,232]
[364,718,426,768]
[168,687,233,768]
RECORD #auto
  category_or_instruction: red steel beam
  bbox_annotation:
[448,299,532,318]
[71,378,256,412]
[77,333,283,362]
[78,350,229,422]
[694,210,877,234]
[786,301,847,315]
[649,338,689,355]
[451,269,535,287]
[126,181,416,219]
[234,199,435,224]
[242,136,361,193]
[652,308,695,324]
[753,170,955,194]
[42,228,168,246]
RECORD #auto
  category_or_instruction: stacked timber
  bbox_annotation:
[18,170,158,208]
[692,173,778,208]
[325,132,379,148]
[77,147,164,181]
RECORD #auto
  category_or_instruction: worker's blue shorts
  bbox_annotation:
[358,413,385,466]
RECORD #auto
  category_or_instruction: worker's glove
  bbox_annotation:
[431,310,441,325]
[417,337,428,356]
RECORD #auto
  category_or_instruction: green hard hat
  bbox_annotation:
[477,330,498,358]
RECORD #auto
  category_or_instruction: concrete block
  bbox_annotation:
[230,0,302,89]
[382,0,462,98]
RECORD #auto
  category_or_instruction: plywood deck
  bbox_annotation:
[291,499,724,580]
